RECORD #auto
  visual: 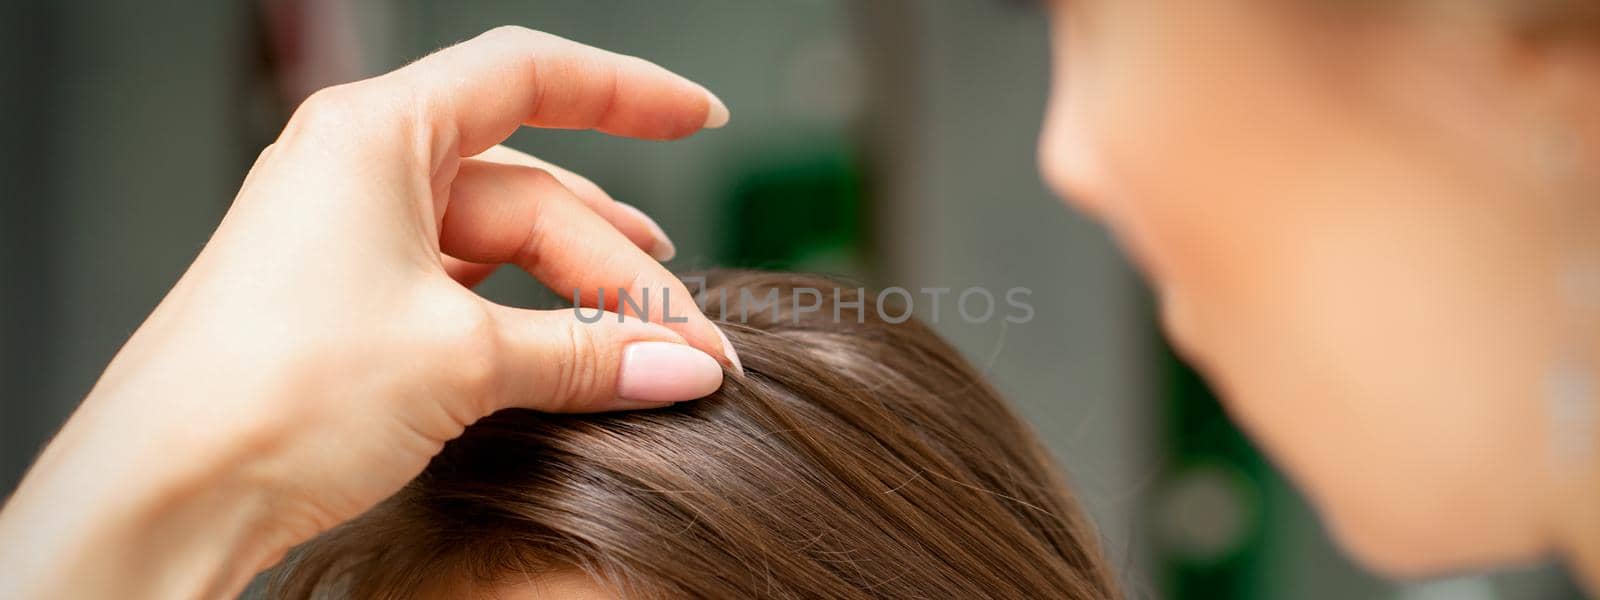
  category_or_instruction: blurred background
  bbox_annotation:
[0,1,1584,598]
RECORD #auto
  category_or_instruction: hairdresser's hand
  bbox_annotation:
[0,27,737,600]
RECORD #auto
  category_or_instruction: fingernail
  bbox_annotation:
[615,202,676,261]
[714,325,743,373]
[617,342,723,403]
[703,90,730,129]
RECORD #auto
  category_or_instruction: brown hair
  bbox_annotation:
[266,270,1120,599]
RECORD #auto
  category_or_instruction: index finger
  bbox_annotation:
[388,26,729,160]
[440,158,739,370]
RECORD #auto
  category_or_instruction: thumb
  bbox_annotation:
[488,304,727,413]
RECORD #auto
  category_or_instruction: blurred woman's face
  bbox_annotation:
[1039,0,1587,574]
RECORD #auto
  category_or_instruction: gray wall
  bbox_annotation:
[865,1,1157,590]
[1,2,250,492]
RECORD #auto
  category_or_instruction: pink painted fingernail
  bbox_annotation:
[714,325,743,373]
[703,90,730,129]
[617,342,724,403]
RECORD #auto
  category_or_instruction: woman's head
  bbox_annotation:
[1036,0,1600,576]
[269,271,1119,598]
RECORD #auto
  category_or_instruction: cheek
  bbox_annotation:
[1044,1,1556,573]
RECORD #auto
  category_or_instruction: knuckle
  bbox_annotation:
[452,342,500,402]
[486,24,529,37]
[482,24,541,45]
[292,85,363,130]
[244,143,278,176]
[513,166,563,192]
[553,322,604,407]
[284,82,420,163]
[562,172,607,201]
[428,301,503,400]
[504,168,569,268]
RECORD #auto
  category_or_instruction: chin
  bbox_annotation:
[1327,515,1467,577]
[1317,486,1550,580]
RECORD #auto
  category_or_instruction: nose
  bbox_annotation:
[1036,104,1109,219]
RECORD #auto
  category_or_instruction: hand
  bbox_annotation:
[0,26,737,599]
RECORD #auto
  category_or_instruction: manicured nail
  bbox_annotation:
[714,325,743,373]
[703,90,730,129]
[615,202,676,261]
[617,342,723,403]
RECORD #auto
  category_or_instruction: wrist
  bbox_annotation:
[0,382,299,598]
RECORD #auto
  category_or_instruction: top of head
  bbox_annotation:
[268,270,1118,599]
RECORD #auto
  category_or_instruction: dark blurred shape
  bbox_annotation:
[0,2,65,492]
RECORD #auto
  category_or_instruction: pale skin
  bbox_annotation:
[2,3,1599,599]
[0,27,739,599]
[1038,0,1599,591]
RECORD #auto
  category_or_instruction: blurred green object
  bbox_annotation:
[717,139,866,275]
[1157,343,1276,600]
